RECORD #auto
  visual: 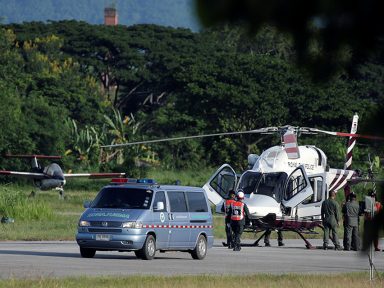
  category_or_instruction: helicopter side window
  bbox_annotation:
[284,170,307,201]
[302,177,323,204]
[209,168,236,198]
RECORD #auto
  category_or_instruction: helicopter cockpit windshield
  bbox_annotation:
[238,171,288,202]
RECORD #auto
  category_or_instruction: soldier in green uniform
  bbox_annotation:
[321,191,342,250]
[342,193,360,251]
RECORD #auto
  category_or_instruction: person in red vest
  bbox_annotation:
[366,190,383,251]
[230,191,250,251]
[221,190,236,248]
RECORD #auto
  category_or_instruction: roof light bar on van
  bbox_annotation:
[110,178,138,184]
[136,178,156,184]
[110,178,157,184]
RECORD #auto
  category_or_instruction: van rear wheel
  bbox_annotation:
[139,235,156,260]
[80,247,96,258]
[191,235,207,260]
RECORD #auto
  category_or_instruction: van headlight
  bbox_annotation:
[79,220,91,227]
[122,221,143,229]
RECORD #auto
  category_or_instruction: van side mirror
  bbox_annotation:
[154,201,164,211]
[83,200,92,208]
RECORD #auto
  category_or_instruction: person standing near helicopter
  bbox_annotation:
[365,190,383,251]
[221,190,236,248]
[342,193,360,250]
[230,191,250,251]
[321,191,342,250]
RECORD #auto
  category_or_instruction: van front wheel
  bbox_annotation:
[191,235,207,260]
[140,235,156,260]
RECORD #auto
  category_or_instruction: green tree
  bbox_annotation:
[196,0,384,80]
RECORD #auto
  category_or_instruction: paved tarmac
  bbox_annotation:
[0,239,383,279]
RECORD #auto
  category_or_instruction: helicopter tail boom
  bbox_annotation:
[5,154,62,159]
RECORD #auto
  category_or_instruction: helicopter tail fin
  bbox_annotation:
[283,130,300,159]
[343,113,359,199]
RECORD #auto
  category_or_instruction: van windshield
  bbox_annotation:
[91,187,153,209]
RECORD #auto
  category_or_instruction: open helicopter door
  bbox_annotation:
[202,164,237,213]
[296,173,326,219]
[282,166,314,215]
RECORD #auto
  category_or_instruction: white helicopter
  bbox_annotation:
[0,154,125,198]
[102,114,384,248]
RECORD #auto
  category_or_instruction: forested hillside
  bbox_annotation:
[0,21,383,176]
[0,0,199,30]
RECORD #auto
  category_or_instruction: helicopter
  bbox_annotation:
[101,114,384,248]
[0,154,125,198]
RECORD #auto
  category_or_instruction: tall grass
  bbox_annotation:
[0,186,54,220]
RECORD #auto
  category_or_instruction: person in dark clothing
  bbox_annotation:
[365,190,383,251]
[321,191,342,250]
[342,193,352,250]
[230,191,250,251]
[264,229,284,247]
[342,193,360,251]
[221,190,236,248]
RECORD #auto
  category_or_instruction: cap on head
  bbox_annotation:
[237,191,245,199]
[368,190,376,197]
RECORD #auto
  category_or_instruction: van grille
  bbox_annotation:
[90,221,122,227]
[88,228,122,233]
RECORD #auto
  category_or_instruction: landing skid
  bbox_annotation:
[223,229,320,249]
[222,218,322,249]
[245,229,316,248]
[55,187,65,200]
[295,229,316,249]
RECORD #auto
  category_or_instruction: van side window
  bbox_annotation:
[168,191,188,212]
[186,192,208,212]
[153,191,167,212]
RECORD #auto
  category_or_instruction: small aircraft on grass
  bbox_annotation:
[102,114,384,248]
[0,154,125,198]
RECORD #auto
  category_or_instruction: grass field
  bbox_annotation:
[0,166,342,241]
[0,168,217,241]
[1,273,383,288]
[0,183,328,241]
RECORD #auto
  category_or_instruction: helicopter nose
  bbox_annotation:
[44,163,64,180]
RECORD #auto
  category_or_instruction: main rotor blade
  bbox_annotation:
[0,170,46,179]
[300,128,384,140]
[101,128,277,148]
[64,172,126,178]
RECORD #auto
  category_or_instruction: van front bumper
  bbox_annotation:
[76,232,146,250]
